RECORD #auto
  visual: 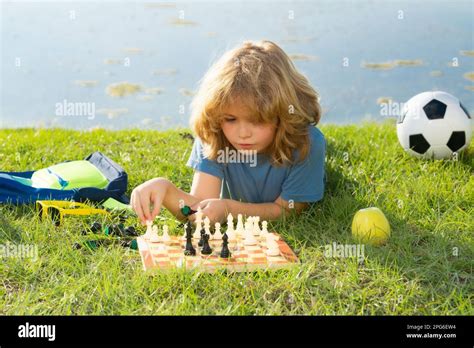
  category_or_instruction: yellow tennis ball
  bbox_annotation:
[351,207,390,246]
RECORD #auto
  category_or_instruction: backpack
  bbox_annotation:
[0,152,129,204]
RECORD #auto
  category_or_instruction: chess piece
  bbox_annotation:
[124,226,138,237]
[236,214,244,236]
[243,221,257,245]
[203,216,212,240]
[183,222,192,240]
[201,234,212,255]
[150,225,160,243]
[226,213,234,231]
[226,214,236,241]
[184,224,196,256]
[198,228,205,247]
[162,225,171,242]
[144,220,153,240]
[220,233,231,258]
[260,220,269,238]
[253,216,261,236]
[265,233,280,256]
[90,221,102,234]
[214,222,223,239]
[193,207,203,239]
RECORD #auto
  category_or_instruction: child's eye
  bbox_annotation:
[224,117,236,122]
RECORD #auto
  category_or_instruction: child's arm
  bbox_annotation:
[130,172,221,224]
[188,196,308,223]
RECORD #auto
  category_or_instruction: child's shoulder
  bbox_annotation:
[308,125,326,152]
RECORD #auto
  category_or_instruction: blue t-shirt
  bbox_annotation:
[186,126,326,204]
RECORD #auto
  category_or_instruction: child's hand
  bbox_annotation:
[131,178,170,225]
[188,199,228,224]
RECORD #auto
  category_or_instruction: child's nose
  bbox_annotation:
[238,123,252,139]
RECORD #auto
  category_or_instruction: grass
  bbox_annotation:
[0,121,472,315]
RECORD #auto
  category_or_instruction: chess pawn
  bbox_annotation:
[236,214,244,236]
[253,216,261,236]
[162,225,171,242]
[226,213,234,232]
[214,222,223,239]
[150,225,160,243]
[265,233,280,256]
[201,234,212,255]
[144,220,153,240]
[220,233,231,258]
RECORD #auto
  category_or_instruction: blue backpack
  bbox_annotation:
[0,152,129,204]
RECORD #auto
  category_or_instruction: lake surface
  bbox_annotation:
[1,0,473,130]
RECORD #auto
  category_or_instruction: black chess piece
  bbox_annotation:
[124,226,138,237]
[185,222,193,239]
[198,227,205,247]
[90,221,102,233]
[220,232,231,258]
[201,234,212,255]
[184,223,196,256]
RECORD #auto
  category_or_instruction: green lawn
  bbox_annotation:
[0,121,472,315]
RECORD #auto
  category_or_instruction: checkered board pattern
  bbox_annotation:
[137,232,300,273]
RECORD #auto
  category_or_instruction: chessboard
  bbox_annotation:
[137,232,300,273]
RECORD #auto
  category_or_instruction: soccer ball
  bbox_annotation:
[397,91,472,159]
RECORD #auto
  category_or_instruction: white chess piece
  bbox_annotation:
[243,220,257,245]
[226,214,236,241]
[265,233,280,256]
[193,207,203,239]
[214,222,223,239]
[260,220,269,238]
[144,220,153,240]
[253,216,261,236]
[236,214,244,236]
[162,225,171,242]
[203,216,211,239]
[196,206,203,224]
[226,213,234,232]
[150,225,160,243]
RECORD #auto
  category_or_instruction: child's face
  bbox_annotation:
[221,98,276,153]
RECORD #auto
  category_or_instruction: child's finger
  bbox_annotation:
[190,200,205,211]
[150,193,162,220]
[133,192,146,224]
[139,192,151,221]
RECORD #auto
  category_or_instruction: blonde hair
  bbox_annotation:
[190,40,322,165]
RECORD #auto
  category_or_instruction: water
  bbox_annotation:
[1,0,473,130]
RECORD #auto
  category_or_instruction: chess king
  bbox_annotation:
[131,40,326,225]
